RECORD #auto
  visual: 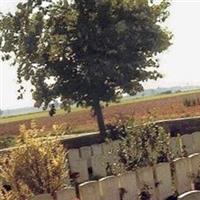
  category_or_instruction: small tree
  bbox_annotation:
[49,103,56,117]
[0,0,172,134]
[0,122,69,200]
[107,119,171,173]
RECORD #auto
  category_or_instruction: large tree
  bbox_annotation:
[0,0,172,134]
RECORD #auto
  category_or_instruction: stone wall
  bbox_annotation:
[61,116,200,149]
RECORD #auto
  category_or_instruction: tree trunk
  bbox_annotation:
[93,99,106,136]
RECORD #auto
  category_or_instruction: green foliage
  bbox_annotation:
[109,119,171,173]
[183,97,200,107]
[0,0,172,132]
[159,90,172,95]
[0,122,69,200]
[0,137,15,149]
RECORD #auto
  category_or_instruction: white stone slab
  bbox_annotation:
[56,188,76,200]
[192,132,200,153]
[68,149,80,167]
[91,144,103,156]
[155,162,173,200]
[80,146,92,167]
[189,153,200,177]
[70,159,89,183]
[188,153,200,189]
[174,158,192,194]
[79,181,101,200]
[118,172,139,200]
[137,166,156,200]
[181,134,194,155]
[31,194,53,200]
[99,176,120,200]
[91,155,107,177]
[178,190,200,200]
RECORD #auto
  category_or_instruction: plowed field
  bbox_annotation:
[1,91,200,136]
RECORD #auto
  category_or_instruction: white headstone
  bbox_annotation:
[56,188,76,200]
[178,190,200,200]
[118,172,139,200]
[70,159,89,183]
[68,149,80,167]
[91,144,103,156]
[80,146,92,167]
[31,194,53,200]
[181,134,194,155]
[102,142,112,155]
[174,158,192,194]
[188,153,200,190]
[189,153,200,177]
[91,155,107,177]
[192,132,200,153]
[137,166,156,200]
[155,162,173,200]
[99,176,120,200]
[79,181,101,200]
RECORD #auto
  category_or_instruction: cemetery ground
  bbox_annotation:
[1,89,200,139]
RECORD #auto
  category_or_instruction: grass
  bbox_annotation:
[0,88,200,125]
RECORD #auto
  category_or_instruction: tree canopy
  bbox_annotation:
[0,0,172,134]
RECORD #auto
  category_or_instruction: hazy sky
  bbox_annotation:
[1,0,200,109]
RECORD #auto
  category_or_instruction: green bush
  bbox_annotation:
[107,119,171,173]
[0,137,15,149]
[183,97,200,107]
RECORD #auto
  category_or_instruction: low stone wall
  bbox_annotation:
[61,116,200,149]
[157,116,200,136]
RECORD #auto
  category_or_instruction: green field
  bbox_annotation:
[1,89,200,124]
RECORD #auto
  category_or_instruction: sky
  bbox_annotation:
[1,0,200,109]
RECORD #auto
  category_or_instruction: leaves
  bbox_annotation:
[0,0,172,110]
[0,122,69,199]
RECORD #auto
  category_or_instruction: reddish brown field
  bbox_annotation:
[1,92,200,136]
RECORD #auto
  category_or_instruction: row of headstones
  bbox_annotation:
[32,153,200,200]
[68,131,200,183]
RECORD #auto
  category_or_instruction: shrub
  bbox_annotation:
[183,97,200,107]
[0,137,15,149]
[107,119,170,173]
[0,122,69,200]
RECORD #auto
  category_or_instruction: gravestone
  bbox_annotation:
[192,132,200,153]
[174,158,192,194]
[118,172,139,200]
[31,194,53,200]
[181,134,194,155]
[91,155,107,177]
[80,146,92,167]
[69,159,89,183]
[68,149,80,167]
[91,144,103,156]
[178,190,200,200]
[137,166,156,200]
[79,181,101,200]
[99,176,120,200]
[56,188,76,200]
[155,162,173,200]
